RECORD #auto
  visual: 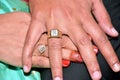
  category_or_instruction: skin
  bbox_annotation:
[22,0,120,80]
[0,12,98,68]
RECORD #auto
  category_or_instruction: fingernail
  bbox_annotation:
[54,77,61,80]
[76,54,83,62]
[111,28,119,35]
[71,51,83,62]
[73,53,83,62]
[113,63,120,72]
[92,71,101,80]
[23,65,29,73]
[93,46,98,53]
[62,60,70,67]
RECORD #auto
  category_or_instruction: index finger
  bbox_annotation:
[22,20,45,73]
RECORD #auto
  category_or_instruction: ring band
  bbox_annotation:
[48,29,62,38]
[38,44,46,54]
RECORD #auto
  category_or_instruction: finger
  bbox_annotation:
[92,0,119,37]
[42,8,65,79]
[69,24,102,80]
[22,19,46,73]
[48,37,62,80]
[63,10,102,79]
[80,12,120,73]
[61,8,102,79]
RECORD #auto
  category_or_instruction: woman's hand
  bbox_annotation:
[23,0,120,80]
[0,12,98,67]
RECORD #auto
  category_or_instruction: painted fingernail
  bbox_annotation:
[111,28,119,35]
[93,46,98,53]
[113,63,120,72]
[76,54,83,62]
[62,60,70,67]
[71,52,83,62]
[54,77,61,80]
[23,65,29,73]
[92,71,101,80]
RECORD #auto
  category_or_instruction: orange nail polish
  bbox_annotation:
[62,60,70,67]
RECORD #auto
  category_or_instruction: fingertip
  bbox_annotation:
[22,44,34,73]
[54,77,61,80]
[112,63,120,72]
[92,71,102,80]
[62,60,70,67]
[104,27,119,37]
[23,65,30,73]
[23,58,32,73]
[111,27,119,36]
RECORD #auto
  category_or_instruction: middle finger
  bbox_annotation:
[47,13,63,80]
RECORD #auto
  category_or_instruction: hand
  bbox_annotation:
[0,12,79,67]
[23,0,120,80]
[0,12,98,67]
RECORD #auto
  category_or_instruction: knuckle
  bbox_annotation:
[77,36,91,46]
[97,35,108,45]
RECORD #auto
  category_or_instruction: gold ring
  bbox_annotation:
[48,29,62,38]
